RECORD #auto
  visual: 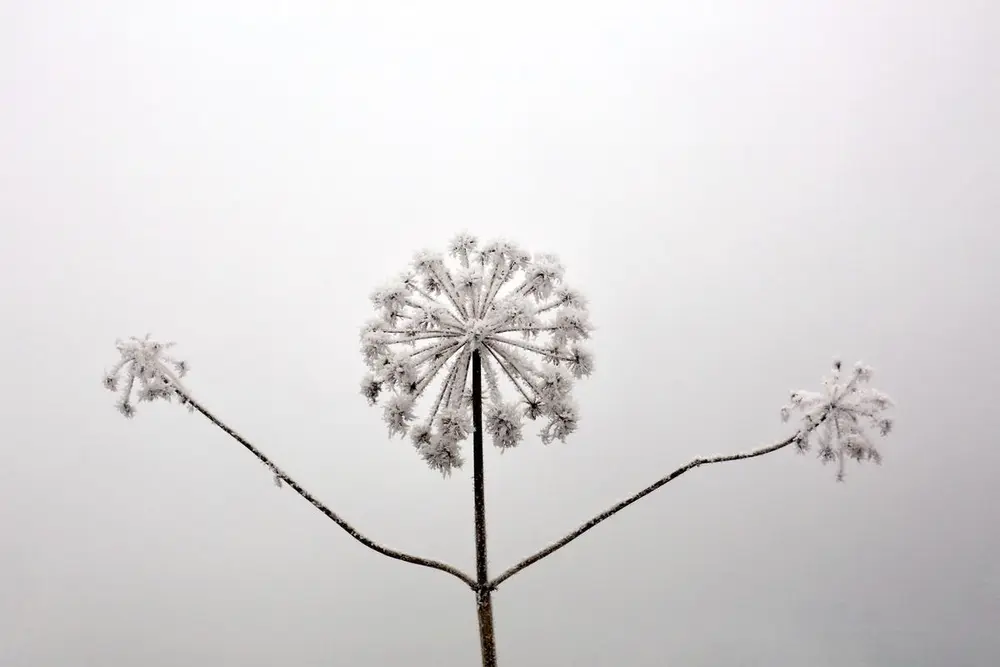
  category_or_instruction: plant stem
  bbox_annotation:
[486,410,829,592]
[472,349,498,666]
[179,392,477,589]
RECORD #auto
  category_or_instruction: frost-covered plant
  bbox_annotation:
[356,233,595,665]
[101,333,476,584]
[781,359,894,481]
[359,232,594,476]
[101,234,894,667]
[102,334,191,418]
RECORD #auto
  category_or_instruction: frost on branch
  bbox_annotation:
[103,334,191,417]
[781,359,894,481]
[359,233,595,476]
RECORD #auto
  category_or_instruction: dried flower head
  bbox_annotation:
[360,233,594,475]
[781,359,894,481]
[103,334,190,417]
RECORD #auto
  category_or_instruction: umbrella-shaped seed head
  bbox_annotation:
[359,233,595,475]
[781,359,895,481]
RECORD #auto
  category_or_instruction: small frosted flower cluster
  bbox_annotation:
[781,359,894,481]
[103,334,190,418]
[360,233,594,476]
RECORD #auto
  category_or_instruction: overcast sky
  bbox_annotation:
[2,2,998,666]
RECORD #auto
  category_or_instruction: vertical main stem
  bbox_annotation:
[472,350,498,667]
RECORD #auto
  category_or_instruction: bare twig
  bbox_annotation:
[487,416,827,592]
[180,393,478,590]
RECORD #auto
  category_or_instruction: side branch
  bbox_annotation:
[181,394,478,590]
[487,420,824,592]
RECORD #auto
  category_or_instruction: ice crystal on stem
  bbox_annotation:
[781,359,894,481]
[102,334,191,417]
[360,233,594,475]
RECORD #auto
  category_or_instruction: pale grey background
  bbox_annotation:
[2,2,998,665]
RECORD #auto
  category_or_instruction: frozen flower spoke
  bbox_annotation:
[384,395,416,438]
[485,402,524,451]
[538,399,579,445]
[566,346,595,378]
[420,436,465,476]
[482,344,535,404]
[781,359,895,481]
[361,233,595,475]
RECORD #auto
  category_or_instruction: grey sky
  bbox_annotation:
[2,1,998,665]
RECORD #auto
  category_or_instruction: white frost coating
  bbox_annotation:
[781,359,894,481]
[102,334,191,417]
[360,232,595,475]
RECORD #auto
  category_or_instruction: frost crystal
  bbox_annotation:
[781,359,894,481]
[360,233,594,475]
[103,334,191,417]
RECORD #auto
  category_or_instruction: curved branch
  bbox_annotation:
[179,393,478,590]
[487,418,826,592]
